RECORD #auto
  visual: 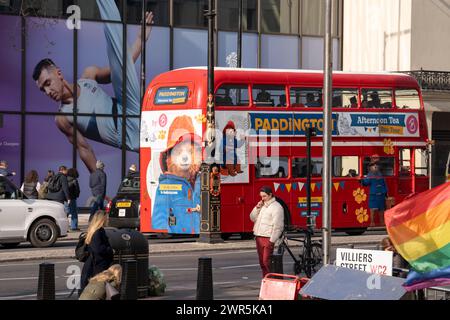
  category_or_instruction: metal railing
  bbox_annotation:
[400,70,450,91]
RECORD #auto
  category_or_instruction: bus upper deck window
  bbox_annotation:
[332,89,358,108]
[290,88,322,108]
[361,89,392,109]
[252,85,286,107]
[395,89,421,109]
[215,84,249,106]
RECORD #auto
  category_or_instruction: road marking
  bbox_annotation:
[151,250,256,258]
[0,291,72,300]
[0,261,77,268]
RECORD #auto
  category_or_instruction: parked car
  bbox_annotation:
[0,176,68,248]
[107,172,140,229]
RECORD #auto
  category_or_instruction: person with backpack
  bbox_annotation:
[80,210,113,292]
[46,166,70,204]
[89,160,107,220]
[38,170,54,199]
[20,170,41,199]
[67,168,81,231]
[249,186,284,277]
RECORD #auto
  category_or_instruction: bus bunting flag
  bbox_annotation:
[385,182,450,291]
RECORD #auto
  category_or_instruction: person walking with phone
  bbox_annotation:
[250,186,284,277]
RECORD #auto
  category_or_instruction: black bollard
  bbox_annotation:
[196,257,213,300]
[120,260,138,300]
[270,253,283,274]
[37,263,55,300]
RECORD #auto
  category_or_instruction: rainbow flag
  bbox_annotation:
[385,182,450,291]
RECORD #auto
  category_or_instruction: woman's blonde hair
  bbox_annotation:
[85,210,108,245]
[90,264,122,286]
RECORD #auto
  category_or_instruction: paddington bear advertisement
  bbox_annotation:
[141,110,203,234]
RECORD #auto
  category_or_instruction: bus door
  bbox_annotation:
[413,148,429,192]
[398,148,413,197]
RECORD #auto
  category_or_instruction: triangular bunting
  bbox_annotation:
[292,183,297,190]
[311,183,316,192]
[298,182,304,192]
[280,184,285,191]
[333,182,340,191]
[339,181,345,190]
[274,183,280,192]
[286,184,292,192]
[316,182,322,191]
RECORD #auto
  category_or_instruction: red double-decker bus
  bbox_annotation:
[140,67,429,237]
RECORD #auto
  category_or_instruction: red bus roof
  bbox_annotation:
[149,67,420,90]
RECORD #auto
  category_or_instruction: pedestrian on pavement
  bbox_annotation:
[46,166,70,204]
[89,160,107,220]
[0,160,16,177]
[20,170,41,199]
[38,170,55,199]
[249,186,284,277]
[67,168,81,231]
[79,264,122,300]
[80,210,114,292]
[361,157,388,227]
[381,237,409,278]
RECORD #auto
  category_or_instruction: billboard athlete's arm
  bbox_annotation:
[81,12,154,85]
[55,115,97,173]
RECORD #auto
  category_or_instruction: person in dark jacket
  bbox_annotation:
[89,160,107,220]
[80,210,113,292]
[67,168,81,231]
[46,166,70,204]
[0,160,16,177]
[20,170,40,199]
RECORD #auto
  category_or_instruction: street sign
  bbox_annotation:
[335,248,393,276]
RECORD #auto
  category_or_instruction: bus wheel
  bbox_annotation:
[344,228,367,236]
[220,233,232,241]
[240,232,254,240]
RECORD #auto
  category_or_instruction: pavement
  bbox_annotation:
[0,214,388,263]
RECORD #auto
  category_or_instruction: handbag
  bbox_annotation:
[75,232,89,262]
[105,281,120,300]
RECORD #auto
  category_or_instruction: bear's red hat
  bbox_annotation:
[223,120,236,132]
[159,115,202,172]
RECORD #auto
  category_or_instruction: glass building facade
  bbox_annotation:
[0,0,342,206]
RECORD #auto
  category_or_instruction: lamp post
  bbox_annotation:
[199,0,222,243]
[322,0,333,265]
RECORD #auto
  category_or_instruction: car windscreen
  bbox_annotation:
[118,177,140,193]
[0,178,20,199]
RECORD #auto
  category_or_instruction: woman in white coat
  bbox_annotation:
[250,186,284,277]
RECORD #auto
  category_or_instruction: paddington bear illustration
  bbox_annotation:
[152,115,202,234]
[221,120,245,176]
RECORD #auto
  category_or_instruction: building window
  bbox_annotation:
[395,89,421,110]
[252,85,286,107]
[261,0,299,34]
[301,0,338,36]
[218,0,257,32]
[126,0,169,26]
[333,156,359,177]
[215,84,249,106]
[174,0,208,28]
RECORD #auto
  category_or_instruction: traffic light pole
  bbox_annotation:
[199,0,222,244]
